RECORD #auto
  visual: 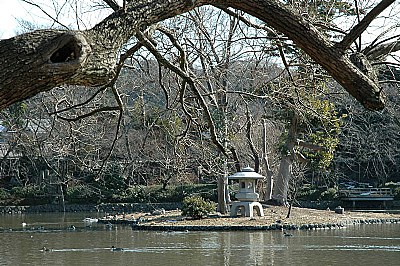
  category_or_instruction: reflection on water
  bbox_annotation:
[1,213,399,266]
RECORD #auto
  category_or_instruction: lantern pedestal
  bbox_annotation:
[230,201,264,218]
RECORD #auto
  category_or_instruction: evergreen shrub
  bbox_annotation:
[181,195,216,219]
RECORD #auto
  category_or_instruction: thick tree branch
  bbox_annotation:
[245,105,260,172]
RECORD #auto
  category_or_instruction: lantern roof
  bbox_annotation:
[228,166,264,180]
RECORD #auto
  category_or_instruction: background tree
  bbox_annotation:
[1,0,400,209]
[333,83,400,186]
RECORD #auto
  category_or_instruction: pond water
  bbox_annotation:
[0,212,399,266]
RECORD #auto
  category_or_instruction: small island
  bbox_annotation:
[99,205,400,231]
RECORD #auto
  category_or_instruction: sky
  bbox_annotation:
[0,0,31,38]
[0,0,121,39]
[0,0,398,60]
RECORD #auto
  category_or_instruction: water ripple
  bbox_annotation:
[304,244,400,252]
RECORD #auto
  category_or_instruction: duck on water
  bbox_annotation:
[111,246,124,252]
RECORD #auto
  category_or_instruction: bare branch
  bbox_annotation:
[56,106,119,121]
[21,0,70,29]
[366,39,400,61]
[51,87,107,115]
[337,0,396,50]
[136,29,228,156]
[94,85,124,180]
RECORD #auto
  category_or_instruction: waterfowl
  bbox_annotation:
[283,231,293,237]
[41,247,51,252]
[83,218,98,223]
[280,228,293,236]
[111,246,124,251]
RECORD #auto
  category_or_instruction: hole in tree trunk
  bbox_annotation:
[50,40,79,63]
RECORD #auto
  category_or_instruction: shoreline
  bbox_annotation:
[130,220,400,232]
[98,205,400,231]
[2,203,399,232]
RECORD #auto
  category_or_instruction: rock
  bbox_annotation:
[334,206,344,214]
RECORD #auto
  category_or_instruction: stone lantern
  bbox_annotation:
[228,166,264,218]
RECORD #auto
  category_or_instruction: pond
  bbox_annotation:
[0,212,399,265]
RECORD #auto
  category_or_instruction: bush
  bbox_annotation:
[297,187,320,201]
[320,187,338,200]
[66,185,100,204]
[9,185,53,205]
[10,185,47,198]
[121,184,217,203]
[181,195,216,219]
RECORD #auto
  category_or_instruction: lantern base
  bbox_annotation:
[230,201,264,218]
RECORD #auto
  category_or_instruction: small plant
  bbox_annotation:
[181,195,216,219]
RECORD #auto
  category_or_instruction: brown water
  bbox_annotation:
[0,212,399,266]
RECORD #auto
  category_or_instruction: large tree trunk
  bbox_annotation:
[272,115,298,206]
[0,0,393,110]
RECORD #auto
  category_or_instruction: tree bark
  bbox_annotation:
[0,0,393,110]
